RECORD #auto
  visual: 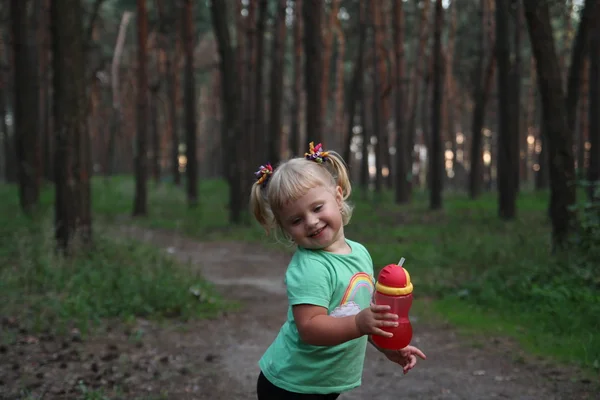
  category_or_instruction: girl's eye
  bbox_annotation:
[291,219,301,225]
[314,205,323,212]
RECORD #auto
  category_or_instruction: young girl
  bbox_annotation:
[250,142,426,399]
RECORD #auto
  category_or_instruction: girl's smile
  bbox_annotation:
[279,186,349,254]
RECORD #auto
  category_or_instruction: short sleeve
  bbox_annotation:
[285,254,333,309]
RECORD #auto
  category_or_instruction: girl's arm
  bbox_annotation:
[293,303,397,346]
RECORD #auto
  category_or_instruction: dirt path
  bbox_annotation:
[1,227,597,399]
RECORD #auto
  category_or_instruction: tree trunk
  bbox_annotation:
[588,23,599,200]
[37,0,50,183]
[0,33,15,183]
[133,0,149,216]
[150,87,160,183]
[210,0,242,224]
[255,0,268,163]
[370,1,383,194]
[393,0,408,203]
[183,0,198,206]
[429,0,444,210]
[511,0,523,191]
[267,0,287,166]
[405,0,431,198]
[107,11,132,177]
[496,0,517,219]
[241,0,257,202]
[12,0,41,213]
[303,0,323,145]
[469,0,496,199]
[565,0,599,134]
[523,1,576,248]
[343,0,366,167]
[332,14,346,150]
[51,0,92,252]
[445,1,458,174]
[321,0,341,134]
[289,0,303,156]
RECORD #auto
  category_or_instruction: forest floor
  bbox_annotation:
[1,226,598,400]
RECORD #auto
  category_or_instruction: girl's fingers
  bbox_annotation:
[374,312,399,320]
[379,320,399,328]
[370,303,391,312]
[372,328,394,338]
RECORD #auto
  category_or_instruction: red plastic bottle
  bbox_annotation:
[371,258,414,350]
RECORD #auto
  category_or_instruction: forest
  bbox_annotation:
[0,0,599,399]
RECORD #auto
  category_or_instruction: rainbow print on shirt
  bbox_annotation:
[330,272,375,318]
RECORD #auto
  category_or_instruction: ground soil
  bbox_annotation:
[1,226,598,399]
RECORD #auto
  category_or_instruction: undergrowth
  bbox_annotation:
[0,183,224,337]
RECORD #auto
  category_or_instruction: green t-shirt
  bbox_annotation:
[259,239,375,394]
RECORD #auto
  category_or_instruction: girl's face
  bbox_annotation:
[278,185,349,254]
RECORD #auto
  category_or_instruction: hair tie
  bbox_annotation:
[255,163,274,187]
[304,142,330,164]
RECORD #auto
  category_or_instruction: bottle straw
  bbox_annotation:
[398,257,405,267]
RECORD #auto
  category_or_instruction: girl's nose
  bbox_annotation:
[307,214,319,227]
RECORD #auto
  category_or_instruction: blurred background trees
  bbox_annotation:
[1,0,599,251]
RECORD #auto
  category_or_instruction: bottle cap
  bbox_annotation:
[376,264,413,295]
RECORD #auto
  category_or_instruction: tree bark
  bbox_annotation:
[369,1,383,194]
[210,0,242,224]
[183,0,198,206]
[469,0,495,199]
[51,0,92,252]
[588,23,599,200]
[106,11,132,176]
[429,0,444,210]
[255,0,268,163]
[289,0,303,156]
[496,0,517,219]
[267,0,287,166]
[303,0,323,145]
[524,1,576,248]
[393,0,408,203]
[133,0,149,216]
[12,0,41,213]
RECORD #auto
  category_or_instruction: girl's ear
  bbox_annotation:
[335,185,343,207]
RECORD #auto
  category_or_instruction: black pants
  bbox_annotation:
[256,371,341,400]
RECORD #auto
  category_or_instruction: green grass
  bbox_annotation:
[0,181,226,337]
[2,177,599,374]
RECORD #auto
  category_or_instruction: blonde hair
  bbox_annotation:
[250,150,353,241]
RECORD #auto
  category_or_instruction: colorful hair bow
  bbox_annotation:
[255,163,274,187]
[304,142,330,164]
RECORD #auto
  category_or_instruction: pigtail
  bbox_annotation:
[325,151,352,200]
[250,164,276,233]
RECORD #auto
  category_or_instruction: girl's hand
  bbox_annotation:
[355,303,399,337]
[383,345,427,374]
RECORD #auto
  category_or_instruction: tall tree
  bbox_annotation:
[429,0,444,210]
[496,0,517,219]
[469,0,495,199]
[303,0,323,145]
[210,0,243,223]
[0,31,15,183]
[589,23,599,200]
[393,0,408,203]
[51,0,92,252]
[133,0,149,216]
[11,0,41,213]
[267,0,287,166]
[370,1,384,194]
[183,0,198,207]
[255,0,268,163]
[289,0,303,156]
[523,1,576,247]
